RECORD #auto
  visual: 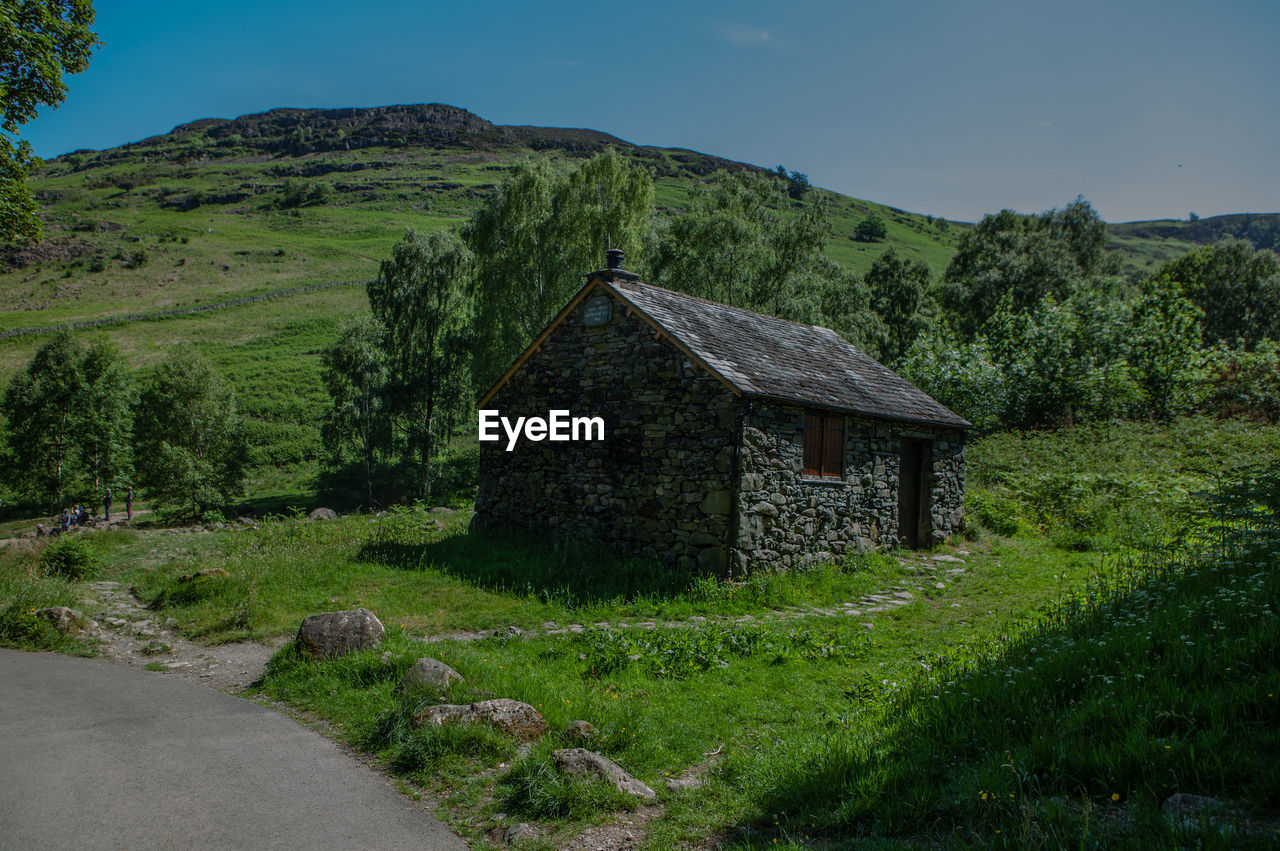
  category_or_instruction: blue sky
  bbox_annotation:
[24,0,1280,222]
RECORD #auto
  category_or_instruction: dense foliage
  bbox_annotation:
[0,330,131,506]
[0,0,100,242]
[133,347,248,517]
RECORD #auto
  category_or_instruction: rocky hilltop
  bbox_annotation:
[91,103,752,177]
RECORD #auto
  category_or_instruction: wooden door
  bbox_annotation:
[898,440,932,548]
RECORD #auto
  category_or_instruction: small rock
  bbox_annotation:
[666,776,704,792]
[931,554,964,563]
[35,606,84,634]
[552,748,655,799]
[504,823,533,843]
[429,506,453,514]
[308,507,338,521]
[563,720,598,744]
[296,608,384,660]
[414,699,547,742]
[165,617,178,628]
[399,657,463,692]
[935,582,946,590]
[1160,792,1248,832]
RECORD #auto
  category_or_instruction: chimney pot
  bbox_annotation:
[605,248,624,270]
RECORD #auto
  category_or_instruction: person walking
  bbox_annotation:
[125,487,134,522]
[104,488,112,522]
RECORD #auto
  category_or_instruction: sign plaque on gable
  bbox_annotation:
[583,295,613,327]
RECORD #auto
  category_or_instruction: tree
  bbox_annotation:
[367,229,473,499]
[939,197,1113,339]
[646,170,829,318]
[465,149,653,390]
[1127,276,1202,419]
[854,214,887,242]
[1155,237,1280,349]
[867,248,930,362]
[134,348,247,517]
[2,330,87,505]
[0,0,100,242]
[0,329,131,507]
[320,314,389,507]
[78,338,133,494]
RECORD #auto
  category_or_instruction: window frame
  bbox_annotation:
[802,412,845,479]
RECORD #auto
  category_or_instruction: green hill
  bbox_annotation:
[1,103,1273,500]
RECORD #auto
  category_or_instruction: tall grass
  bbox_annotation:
[752,463,1280,844]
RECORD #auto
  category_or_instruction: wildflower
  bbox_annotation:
[1111,793,1120,801]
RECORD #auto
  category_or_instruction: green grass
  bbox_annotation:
[6,410,1276,847]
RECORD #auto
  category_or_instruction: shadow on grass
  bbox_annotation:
[358,528,703,606]
[751,469,1280,843]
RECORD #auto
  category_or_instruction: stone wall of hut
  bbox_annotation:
[730,403,965,572]
[472,287,740,572]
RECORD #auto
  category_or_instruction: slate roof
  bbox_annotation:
[605,275,971,430]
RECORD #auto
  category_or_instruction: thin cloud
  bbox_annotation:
[718,24,773,47]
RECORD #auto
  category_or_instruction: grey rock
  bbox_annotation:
[429,506,453,514]
[35,607,85,634]
[296,608,384,660]
[931,554,964,563]
[551,748,655,799]
[399,657,463,692]
[308,507,338,521]
[504,823,533,843]
[666,776,704,792]
[413,699,547,742]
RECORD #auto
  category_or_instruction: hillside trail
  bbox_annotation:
[423,549,973,645]
[80,578,286,692]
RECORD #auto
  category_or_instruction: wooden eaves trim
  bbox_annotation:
[476,274,744,409]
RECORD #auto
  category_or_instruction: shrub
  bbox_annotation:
[854,215,887,242]
[40,536,97,580]
[967,489,1020,536]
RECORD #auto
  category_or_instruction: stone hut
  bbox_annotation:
[473,252,970,574]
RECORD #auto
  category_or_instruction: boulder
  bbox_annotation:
[503,823,533,844]
[296,608,384,659]
[399,657,463,692]
[563,720,598,745]
[551,748,655,800]
[413,698,546,742]
[308,507,338,521]
[35,606,86,634]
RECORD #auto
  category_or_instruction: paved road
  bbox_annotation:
[0,649,466,850]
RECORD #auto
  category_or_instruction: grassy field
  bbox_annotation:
[3,416,1275,847]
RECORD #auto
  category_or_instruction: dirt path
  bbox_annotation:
[82,579,285,692]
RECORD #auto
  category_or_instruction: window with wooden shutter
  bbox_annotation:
[803,413,844,478]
